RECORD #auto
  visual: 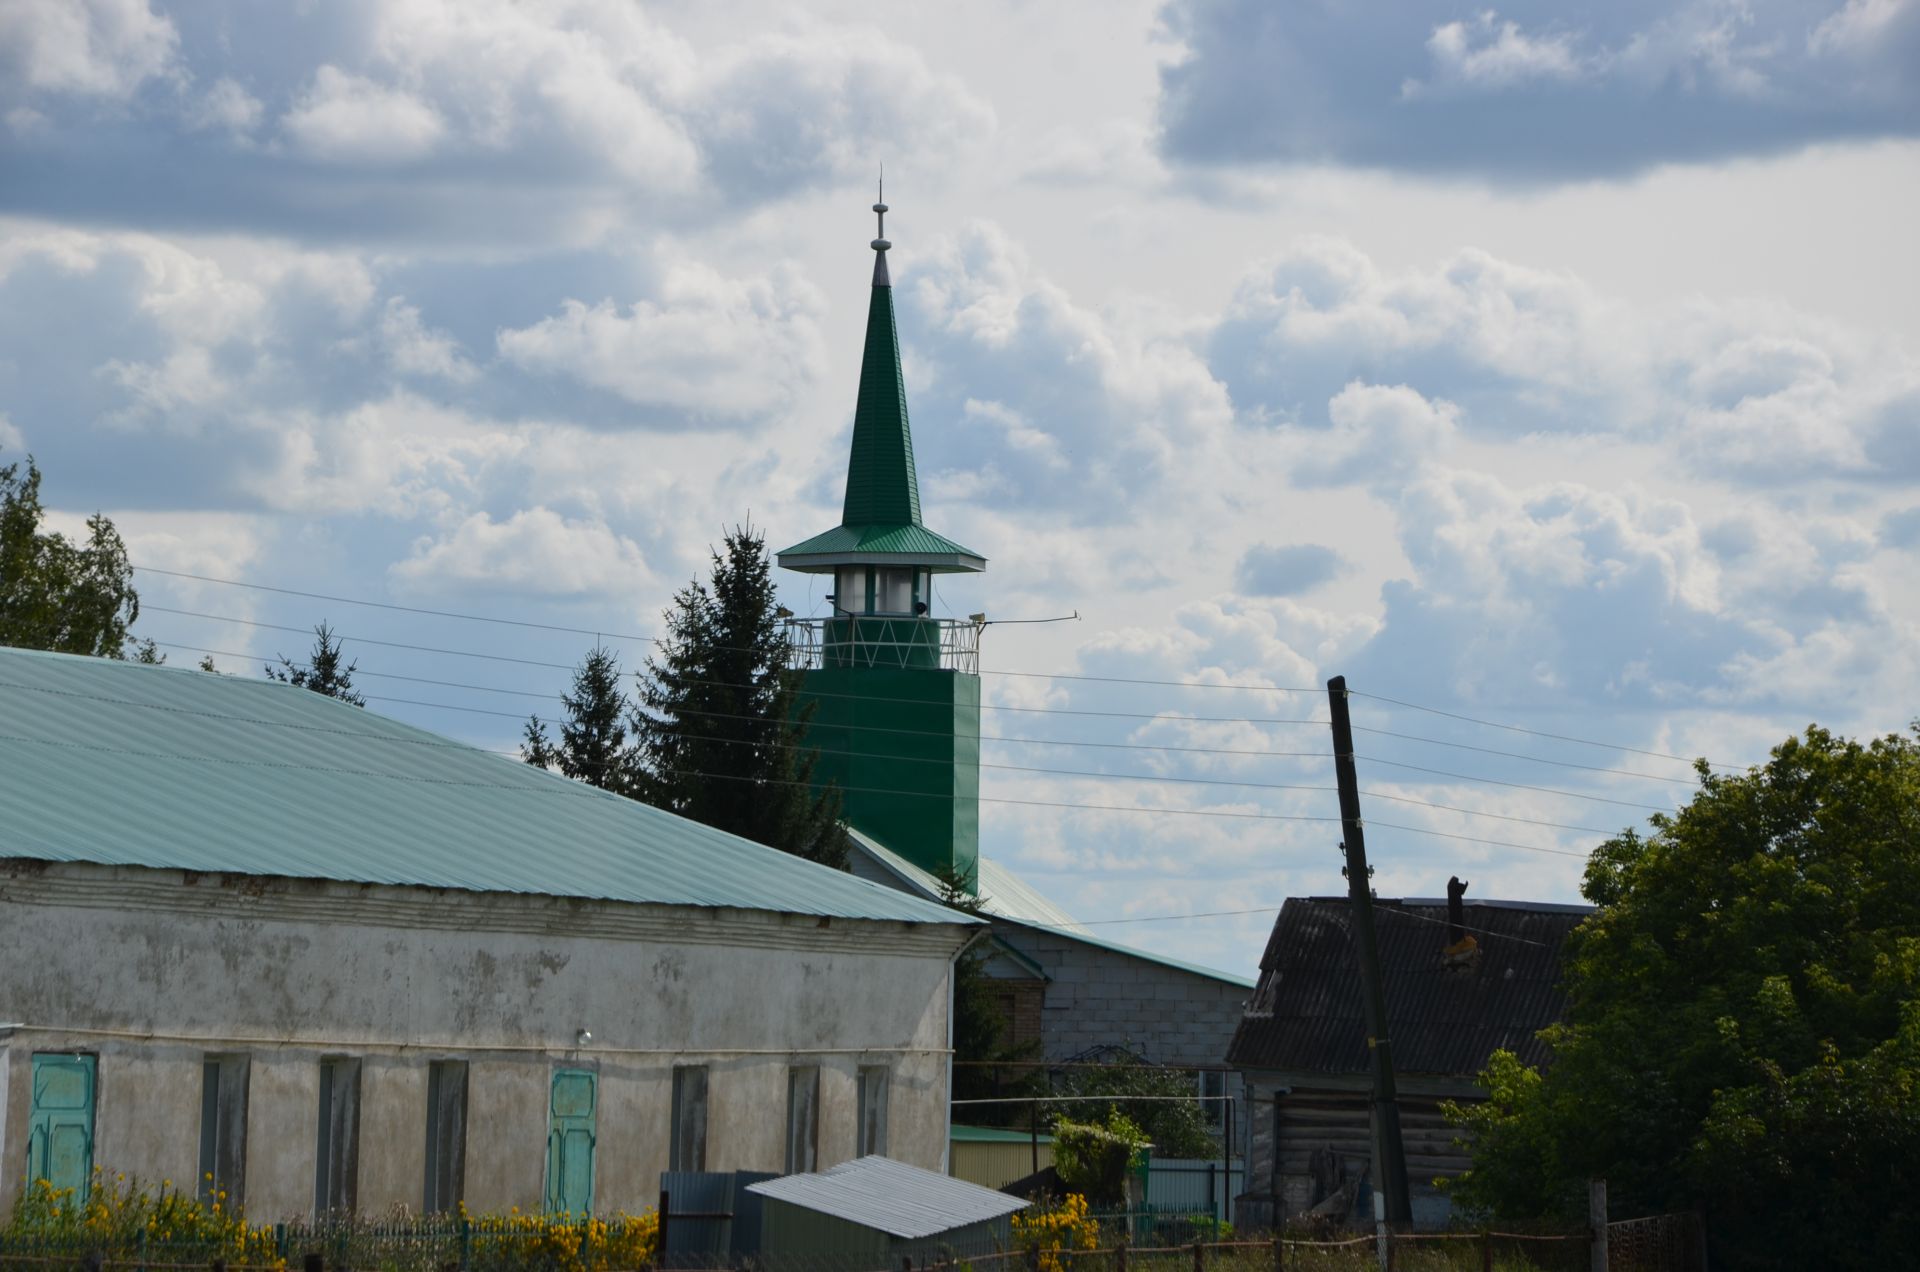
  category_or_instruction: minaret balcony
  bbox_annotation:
[783,615,981,675]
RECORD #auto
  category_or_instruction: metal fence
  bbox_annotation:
[1605,1213,1705,1272]
[782,617,981,674]
[1142,1160,1245,1225]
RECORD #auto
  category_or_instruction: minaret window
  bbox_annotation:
[833,566,865,616]
[875,567,914,615]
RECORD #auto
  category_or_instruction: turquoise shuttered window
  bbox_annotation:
[545,1069,596,1216]
[29,1054,96,1201]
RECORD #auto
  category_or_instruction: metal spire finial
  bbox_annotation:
[869,169,891,285]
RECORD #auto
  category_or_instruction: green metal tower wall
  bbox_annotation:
[798,666,980,889]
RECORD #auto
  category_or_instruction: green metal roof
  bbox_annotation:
[777,523,985,574]
[844,280,921,528]
[0,646,980,928]
[951,1125,1055,1144]
[847,828,1255,987]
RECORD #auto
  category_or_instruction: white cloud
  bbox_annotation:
[282,66,447,165]
[496,259,827,424]
[380,297,478,384]
[0,0,178,98]
[1292,382,1458,487]
[1411,14,1585,95]
[391,507,653,597]
[187,78,264,135]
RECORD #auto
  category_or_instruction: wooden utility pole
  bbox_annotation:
[1326,675,1413,1227]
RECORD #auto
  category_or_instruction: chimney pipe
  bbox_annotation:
[1447,876,1469,945]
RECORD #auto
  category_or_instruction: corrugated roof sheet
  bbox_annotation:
[0,647,979,927]
[776,523,986,572]
[747,1156,1026,1238]
[1226,896,1592,1077]
[847,829,1256,988]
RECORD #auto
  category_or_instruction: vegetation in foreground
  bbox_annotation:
[1446,724,1920,1270]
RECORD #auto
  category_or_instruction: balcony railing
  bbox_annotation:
[783,616,981,674]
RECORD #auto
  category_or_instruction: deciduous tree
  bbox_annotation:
[1448,725,1920,1269]
[0,456,146,658]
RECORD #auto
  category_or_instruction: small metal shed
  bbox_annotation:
[748,1156,1028,1264]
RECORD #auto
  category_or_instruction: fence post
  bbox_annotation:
[458,1216,470,1272]
[1191,1242,1203,1272]
[1480,1231,1492,1272]
[1270,1234,1282,1272]
[1116,1235,1128,1272]
[1589,1179,1608,1272]
[1373,1190,1389,1272]
[658,1188,671,1263]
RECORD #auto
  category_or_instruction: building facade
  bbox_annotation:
[0,646,976,1220]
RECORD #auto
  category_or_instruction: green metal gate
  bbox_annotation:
[545,1069,596,1215]
[28,1054,96,1200]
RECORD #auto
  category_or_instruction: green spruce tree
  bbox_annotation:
[523,646,639,793]
[265,623,365,706]
[632,525,846,866]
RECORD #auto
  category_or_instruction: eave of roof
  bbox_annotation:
[776,523,986,574]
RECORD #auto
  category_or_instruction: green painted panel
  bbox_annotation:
[798,667,980,888]
[29,1054,95,1200]
[546,1070,596,1215]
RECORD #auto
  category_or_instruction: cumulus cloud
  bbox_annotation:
[0,0,994,243]
[391,507,653,597]
[282,66,446,164]
[1235,543,1347,597]
[497,260,827,425]
[1210,237,1919,484]
[1156,0,1920,180]
[380,297,478,384]
[1291,382,1458,488]
[899,222,1234,518]
[0,0,178,99]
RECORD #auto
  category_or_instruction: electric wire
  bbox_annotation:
[1351,754,1671,812]
[1351,725,1700,787]
[1349,688,1747,770]
[134,571,1323,694]
[0,675,1607,855]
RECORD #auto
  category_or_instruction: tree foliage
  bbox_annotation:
[263,623,365,706]
[1,456,146,659]
[631,526,845,866]
[1049,1050,1220,1159]
[1448,725,1920,1269]
[1050,1109,1150,1207]
[523,647,640,793]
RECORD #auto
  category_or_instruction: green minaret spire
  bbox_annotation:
[778,186,985,575]
[840,193,923,528]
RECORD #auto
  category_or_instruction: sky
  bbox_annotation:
[3,0,1918,979]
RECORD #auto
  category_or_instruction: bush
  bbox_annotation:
[1011,1194,1099,1272]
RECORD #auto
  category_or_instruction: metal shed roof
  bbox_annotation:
[0,646,978,928]
[1227,896,1592,1077]
[747,1156,1026,1238]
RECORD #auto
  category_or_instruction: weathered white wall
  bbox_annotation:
[0,861,970,1221]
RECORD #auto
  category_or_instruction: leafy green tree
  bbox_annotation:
[1049,1049,1220,1159]
[1447,725,1920,1269]
[264,623,365,706]
[632,525,845,866]
[0,456,145,658]
[523,647,640,793]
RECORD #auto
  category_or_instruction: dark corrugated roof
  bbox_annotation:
[1227,896,1592,1078]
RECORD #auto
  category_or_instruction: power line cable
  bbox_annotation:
[151,640,1339,764]
[149,641,1647,829]
[136,570,1322,694]
[1352,754,1670,812]
[1352,725,1700,787]
[1349,688,1748,770]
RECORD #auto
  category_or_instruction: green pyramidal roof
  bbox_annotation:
[779,218,985,576]
[843,280,922,527]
